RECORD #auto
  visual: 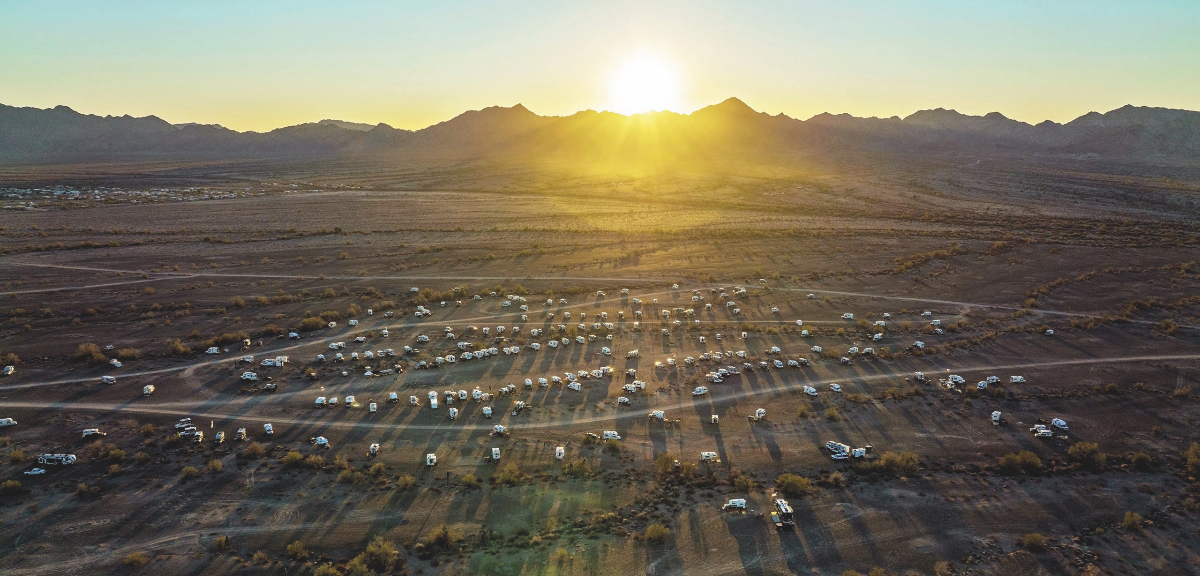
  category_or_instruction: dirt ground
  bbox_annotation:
[1,155,1199,576]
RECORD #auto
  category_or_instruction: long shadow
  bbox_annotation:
[725,513,770,576]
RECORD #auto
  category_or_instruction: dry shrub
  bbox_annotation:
[122,552,150,569]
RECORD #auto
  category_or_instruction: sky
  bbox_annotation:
[1,0,1198,132]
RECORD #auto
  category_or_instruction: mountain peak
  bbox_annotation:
[316,119,375,132]
[694,97,759,118]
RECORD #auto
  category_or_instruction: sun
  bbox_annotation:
[607,55,682,115]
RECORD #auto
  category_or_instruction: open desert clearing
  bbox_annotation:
[0,160,1198,576]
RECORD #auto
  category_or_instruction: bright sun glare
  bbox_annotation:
[608,55,682,115]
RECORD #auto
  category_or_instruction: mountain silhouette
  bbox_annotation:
[1,99,1197,164]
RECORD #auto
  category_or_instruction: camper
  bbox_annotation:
[803,386,817,396]
[38,454,77,465]
[449,407,459,420]
[692,386,708,396]
[826,441,850,460]
[748,408,766,422]
[829,383,842,393]
[101,375,117,385]
[773,499,795,526]
[264,423,273,435]
[992,411,1002,425]
[700,451,720,462]
[369,402,377,413]
[311,436,330,449]
[142,385,155,396]
[369,443,380,458]
[482,406,493,418]
[315,396,327,408]
[602,430,621,440]
[1010,375,1026,383]
[426,453,437,466]
[345,395,356,406]
[82,428,106,438]
[110,359,122,367]
[491,447,501,461]
[0,418,16,427]
[723,498,747,511]
[241,372,259,381]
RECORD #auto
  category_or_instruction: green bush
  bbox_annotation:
[354,536,400,572]
[286,540,309,559]
[776,473,812,498]
[241,442,266,459]
[855,451,920,477]
[563,459,594,479]
[1186,443,1200,476]
[0,479,21,494]
[492,463,527,487]
[180,466,200,481]
[122,552,150,569]
[75,343,106,364]
[1020,533,1047,552]
[395,474,416,490]
[337,469,365,484]
[1122,511,1143,529]
[1068,442,1106,469]
[461,473,480,488]
[423,524,462,551]
[298,317,325,332]
[997,451,1043,475]
[281,451,305,468]
[1132,451,1152,470]
[644,523,670,543]
[165,339,191,356]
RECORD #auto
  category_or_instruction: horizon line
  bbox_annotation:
[1,97,1184,135]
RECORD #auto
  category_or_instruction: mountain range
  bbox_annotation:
[1,98,1197,164]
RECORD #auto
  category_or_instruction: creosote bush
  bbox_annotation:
[644,523,670,543]
[122,552,150,569]
[241,442,266,459]
[286,540,309,559]
[776,473,812,497]
[1020,533,1047,552]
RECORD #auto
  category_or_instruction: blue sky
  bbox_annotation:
[1,0,1196,131]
